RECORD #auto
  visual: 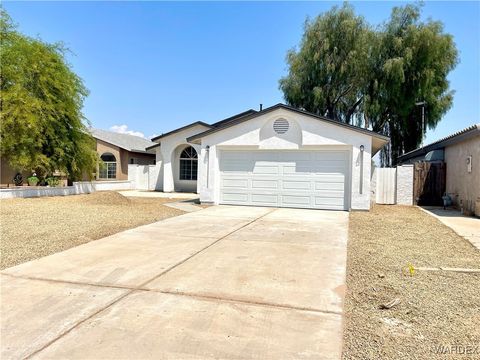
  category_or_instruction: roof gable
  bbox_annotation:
[187,103,389,143]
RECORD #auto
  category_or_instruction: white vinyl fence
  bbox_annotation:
[375,168,397,204]
[372,164,414,205]
[128,164,159,191]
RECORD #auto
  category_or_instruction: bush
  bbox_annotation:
[27,176,39,186]
[46,177,60,187]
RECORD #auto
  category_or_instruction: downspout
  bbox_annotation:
[359,145,364,195]
[205,145,210,188]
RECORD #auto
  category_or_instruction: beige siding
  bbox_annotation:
[445,136,480,210]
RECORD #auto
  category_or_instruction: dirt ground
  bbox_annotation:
[0,192,185,269]
[343,205,480,360]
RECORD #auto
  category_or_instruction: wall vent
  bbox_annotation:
[273,118,289,134]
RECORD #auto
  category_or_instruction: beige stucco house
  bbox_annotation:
[91,129,156,181]
[0,129,156,185]
[398,123,480,212]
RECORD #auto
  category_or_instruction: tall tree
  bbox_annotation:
[279,4,372,124]
[280,3,458,165]
[364,4,458,165]
[0,8,98,180]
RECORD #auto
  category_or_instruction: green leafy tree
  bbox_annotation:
[364,4,458,165]
[0,8,98,180]
[280,3,458,165]
[279,4,372,124]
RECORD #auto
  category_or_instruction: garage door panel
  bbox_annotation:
[252,165,279,175]
[312,190,345,198]
[220,150,349,210]
[282,180,312,190]
[251,194,278,205]
[314,182,345,191]
[283,165,346,174]
[221,192,249,202]
[251,180,278,190]
[281,195,311,206]
[222,178,249,189]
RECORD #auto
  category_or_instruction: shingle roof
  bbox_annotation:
[398,123,480,163]
[90,128,156,154]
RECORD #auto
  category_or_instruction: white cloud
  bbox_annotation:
[110,124,145,138]
[149,133,160,139]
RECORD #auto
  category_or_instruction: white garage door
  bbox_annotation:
[219,150,350,210]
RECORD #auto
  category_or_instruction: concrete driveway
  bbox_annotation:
[1,205,349,359]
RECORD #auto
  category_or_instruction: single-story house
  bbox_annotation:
[0,129,156,185]
[90,129,156,180]
[147,103,389,210]
[398,123,480,211]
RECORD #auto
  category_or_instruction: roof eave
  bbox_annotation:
[145,143,161,151]
[151,121,212,142]
[398,124,480,162]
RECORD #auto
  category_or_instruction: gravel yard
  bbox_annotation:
[0,192,185,269]
[343,205,480,360]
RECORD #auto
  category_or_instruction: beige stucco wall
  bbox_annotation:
[445,136,480,211]
[0,157,30,185]
[96,139,125,180]
[96,140,155,181]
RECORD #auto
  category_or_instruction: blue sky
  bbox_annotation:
[4,1,479,144]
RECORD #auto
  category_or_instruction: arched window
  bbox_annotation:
[179,146,198,180]
[99,153,117,179]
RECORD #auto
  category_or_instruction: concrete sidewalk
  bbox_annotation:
[1,206,349,359]
[421,207,480,250]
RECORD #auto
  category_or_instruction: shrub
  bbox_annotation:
[27,176,39,186]
[46,177,60,187]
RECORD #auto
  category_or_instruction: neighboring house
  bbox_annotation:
[147,103,389,210]
[398,123,480,210]
[0,129,156,185]
[90,128,156,180]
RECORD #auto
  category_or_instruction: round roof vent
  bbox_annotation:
[273,118,289,134]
